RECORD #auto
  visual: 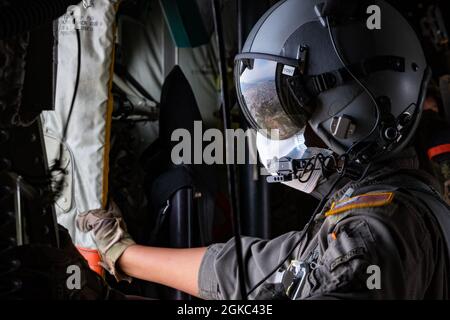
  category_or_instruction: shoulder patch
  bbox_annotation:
[325,192,395,217]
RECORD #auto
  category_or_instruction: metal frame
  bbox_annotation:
[235,52,300,67]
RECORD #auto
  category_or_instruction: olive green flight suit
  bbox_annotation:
[198,151,450,300]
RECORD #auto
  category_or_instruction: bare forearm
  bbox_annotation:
[118,245,207,297]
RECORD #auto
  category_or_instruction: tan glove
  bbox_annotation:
[76,201,135,282]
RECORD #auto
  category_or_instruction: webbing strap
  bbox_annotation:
[307,55,405,95]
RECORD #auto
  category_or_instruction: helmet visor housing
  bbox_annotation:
[235,53,311,140]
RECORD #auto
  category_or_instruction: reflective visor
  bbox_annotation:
[235,54,308,140]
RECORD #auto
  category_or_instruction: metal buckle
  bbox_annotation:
[311,72,336,94]
[282,260,310,300]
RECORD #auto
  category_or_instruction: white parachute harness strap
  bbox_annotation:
[42,0,121,269]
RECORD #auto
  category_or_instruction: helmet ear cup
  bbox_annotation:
[376,96,399,145]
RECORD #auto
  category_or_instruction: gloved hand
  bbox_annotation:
[76,201,136,282]
[2,226,125,300]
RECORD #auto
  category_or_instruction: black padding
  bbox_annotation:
[159,65,203,151]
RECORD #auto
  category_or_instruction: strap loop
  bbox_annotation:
[306,55,405,96]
